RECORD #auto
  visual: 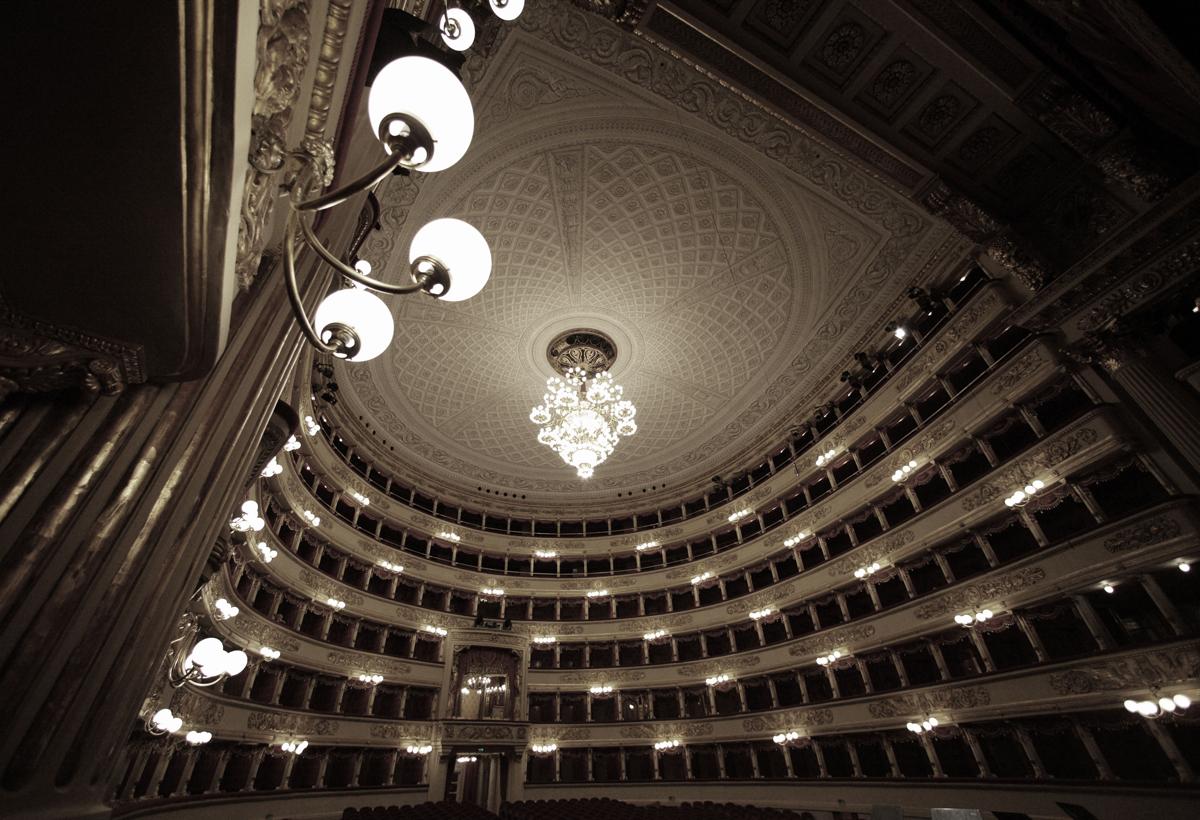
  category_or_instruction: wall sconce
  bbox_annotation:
[147,708,183,736]
[635,540,659,552]
[954,609,994,627]
[885,322,907,340]
[814,448,838,468]
[324,597,346,610]
[749,607,776,621]
[303,415,321,436]
[438,530,462,543]
[816,649,849,667]
[357,673,384,685]
[589,684,614,696]
[727,508,753,523]
[185,730,213,746]
[585,589,610,600]
[348,489,370,506]
[654,739,682,752]
[1125,694,1191,718]
[213,598,240,620]
[229,500,265,533]
[854,562,882,579]
[283,435,302,452]
[533,549,558,559]
[261,457,283,478]
[301,509,321,527]
[166,626,248,689]
[530,742,557,755]
[1004,479,1045,507]
[532,635,557,645]
[784,531,810,548]
[422,625,448,638]
[480,586,505,598]
[772,731,807,748]
[405,744,433,755]
[457,755,479,764]
[892,459,918,482]
[280,740,309,755]
[255,542,278,563]
[259,646,281,660]
[377,560,404,573]
[643,628,670,644]
[690,571,715,586]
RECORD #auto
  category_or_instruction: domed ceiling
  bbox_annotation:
[331,2,961,516]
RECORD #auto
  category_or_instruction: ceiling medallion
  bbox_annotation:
[530,330,636,479]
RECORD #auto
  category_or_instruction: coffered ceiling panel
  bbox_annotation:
[332,0,963,516]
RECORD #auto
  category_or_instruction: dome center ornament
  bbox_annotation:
[530,329,636,479]
[546,329,618,376]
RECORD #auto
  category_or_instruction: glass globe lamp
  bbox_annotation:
[490,0,525,21]
[440,7,476,52]
[409,218,492,301]
[367,56,474,173]
[313,287,395,362]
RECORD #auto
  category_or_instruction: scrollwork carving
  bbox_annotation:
[866,685,991,718]
[914,567,1045,620]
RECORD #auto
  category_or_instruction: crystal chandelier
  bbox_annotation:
[529,330,636,479]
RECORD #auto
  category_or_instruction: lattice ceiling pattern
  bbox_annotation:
[333,8,949,512]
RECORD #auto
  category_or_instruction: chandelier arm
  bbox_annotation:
[296,213,432,295]
[284,213,343,356]
[293,149,408,213]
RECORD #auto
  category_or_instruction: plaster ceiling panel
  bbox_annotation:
[333,2,953,516]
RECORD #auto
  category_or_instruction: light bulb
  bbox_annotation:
[409,218,492,301]
[1180,562,1191,573]
[354,259,372,276]
[1159,697,1176,712]
[313,288,394,362]
[440,7,476,52]
[368,57,474,172]
[1124,699,1139,713]
[1174,694,1191,709]
[1103,583,1115,594]
[187,637,225,671]
[223,649,248,677]
[490,0,524,20]
[1137,700,1158,716]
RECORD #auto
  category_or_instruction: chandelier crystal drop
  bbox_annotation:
[530,366,636,479]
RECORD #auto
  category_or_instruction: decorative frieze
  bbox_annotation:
[1102,514,1183,554]
[726,583,798,616]
[325,652,410,677]
[246,711,339,736]
[616,614,694,633]
[368,723,434,740]
[958,423,1102,512]
[866,685,991,718]
[618,721,714,739]
[742,707,835,733]
[1047,646,1200,695]
[914,567,1046,620]
[560,669,646,684]
[787,625,877,657]
[677,657,762,678]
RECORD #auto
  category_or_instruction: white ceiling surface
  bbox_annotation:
[338,5,954,514]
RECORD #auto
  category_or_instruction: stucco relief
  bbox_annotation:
[1047,646,1200,695]
[677,656,762,678]
[618,721,714,739]
[866,685,992,718]
[742,707,834,733]
[914,567,1046,620]
[246,711,338,736]
[787,625,877,657]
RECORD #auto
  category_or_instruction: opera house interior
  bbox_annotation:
[5,1,1200,818]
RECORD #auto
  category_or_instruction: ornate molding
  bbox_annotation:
[742,707,834,733]
[325,651,411,677]
[1102,513,1183,554]
[677,656,762,678]
[787,625,876,657]
[866,685,991,718]
[914,566,1046,620]
[0,298,144,400]
[246,710,339,736]
[560,669,646,684]
[1048,646,1200,695]
[617,721,713,739]
[368,722,435,740]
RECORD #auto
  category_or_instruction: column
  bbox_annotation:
[846,741,863,777]
[962,729,992,778]
[1143,719,1195,782]
[117,748,151,800]
[812,742,828,778]
[919,735,944,778]
[618,748,627,781]
[1071,722,1114,780]
[735,682,748,713]
[1013,727,1047,779]
[347,751,364,787]
[715,744,726,779]
[203,750,231,794]
[243,749,267,792]
[890,650,910,687]
[1014,613,1048,662]
[927,641,952,681]
[170,749,199,797]
[967,629,996,673]
[1140,574,1188,636]
[651,749,660,780]
[1072,594,1115,650]
[882,738,901,778]
[1086,332,1200,478]
[143,751,173,798]
[856,659,874,693]
[277,754,297,790]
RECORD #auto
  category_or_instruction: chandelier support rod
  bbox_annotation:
[284,212,343,355]
[296,211,435,295]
